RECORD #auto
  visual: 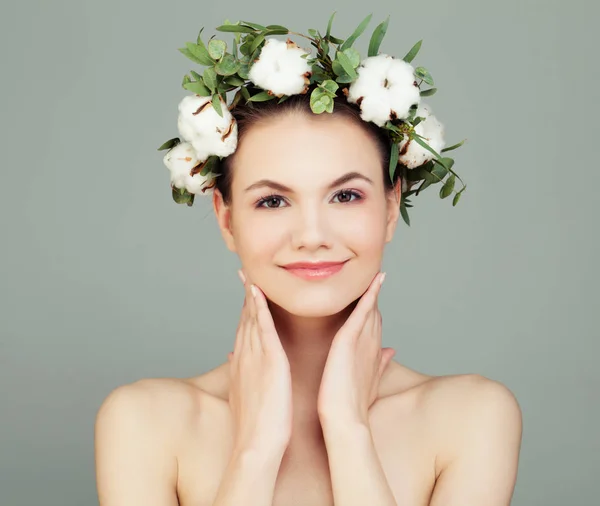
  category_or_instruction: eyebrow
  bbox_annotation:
[244,171,374,193]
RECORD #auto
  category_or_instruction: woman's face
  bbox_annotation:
[214,112,400,317]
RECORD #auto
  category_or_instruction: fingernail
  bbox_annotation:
[237,269,246,284]
[379,272,386,285]
[250,285,257,298]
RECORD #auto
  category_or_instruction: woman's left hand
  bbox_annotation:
[317,271,396,428]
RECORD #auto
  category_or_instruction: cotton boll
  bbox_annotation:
[176,94,238,160]
[347,54,420,126]
[248,38,312,96]
[398,103,446,169]
[163,141,212,194]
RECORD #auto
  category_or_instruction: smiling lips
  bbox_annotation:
[281,260,348,280]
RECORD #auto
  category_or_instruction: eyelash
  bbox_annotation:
[254,188,364,209]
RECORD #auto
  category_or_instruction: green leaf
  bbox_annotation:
[368,16,389,57]
[216,24,256,33]
[178,47,204,66]
[439,175,455,199]
[452,191,461,206]
[420,87,437,97]
[208,39,227,60]
[329,35,344,44]
[186,40,214,66]
[224,75,246,87]
[248,91,275,102]
[320,79,339,94]
[157,137,180,151]
[335,51,358,79]
[172,185,195,206]
[403,40,422,63]
[240,21,267,31]
[400,200,410,226]
[190,70,202,81]
[430,164,448,181]
[342,47,361,68]
[203,67,218,92]
[250,33,266,54]
[441,139,466,153]
[340,13,373,51]
[389,143,399,183]
[311,99,327,114]
[266,24,289,31]
[212,94,223,117]
[238,62,250,80]
[182,74,192,88]
[308,28,319,38]
[411,133,444,164]
[415,66,434,86]
[215,54,240,76]
[183,81,211,96]
[326,11,337,40]
[241,86,251,101]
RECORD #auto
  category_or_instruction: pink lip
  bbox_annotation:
[281,261,348,280]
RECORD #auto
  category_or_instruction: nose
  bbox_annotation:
[290,203,333,251]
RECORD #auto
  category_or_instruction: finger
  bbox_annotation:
[378,347,396,380]
[252,284,280,354]
[346,272,385,331]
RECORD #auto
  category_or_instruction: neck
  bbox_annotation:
[267,299,357,424]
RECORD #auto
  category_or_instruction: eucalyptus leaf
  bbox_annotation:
[389,142,399,182]
[216,24,256,33]
[248,91,275,102]
[208,39,227,60]
[211,94,223,117]
[452,191,461,206]
[266,24,289,31]
[329,36,344,44]
[342,47,361,68]
[215,54,240,76]
[311,100,327,114]
[184,81,211,96]
[326,11,336,40]
[178,47,204,65]
[250,34,266,54]
[403,40,422,63]
[308,28,319,38]
[335,51,358,79]
[190,70,203,81]
[420,87,437,97]
[185,41,214,66]
[157,137,180,151]
[203,67,218,92]
[415,66,434,86]
[224,75,246,87]
[411,133,444,164]
[340,13,373,51]
[172,186,195,206]
[241,21,267,31]
[320,79,339,94]
[368,16,389,57]
[182,74,192,88]
[441,139,466,152]
[400,200,410,226]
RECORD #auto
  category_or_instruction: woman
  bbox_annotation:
[95,93,522,506]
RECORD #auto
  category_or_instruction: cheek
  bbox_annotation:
[233,213,283,263]
[338,202,388,252]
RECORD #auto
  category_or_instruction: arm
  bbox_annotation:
[429,377,523,506]
[321,421,397,506]
[94,383,179,506]
[211,446,286,506]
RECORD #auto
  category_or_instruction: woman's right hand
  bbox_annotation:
[227,269,293,456]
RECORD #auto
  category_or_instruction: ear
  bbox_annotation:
[213,189,237,253]
[385,178,402,243]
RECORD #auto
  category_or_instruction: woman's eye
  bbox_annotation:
[257,195,286,208]
[332,190,361,203]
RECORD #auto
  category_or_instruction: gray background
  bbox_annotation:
[0,0,597,505]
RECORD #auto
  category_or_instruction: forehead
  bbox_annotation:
[231,113,382,187]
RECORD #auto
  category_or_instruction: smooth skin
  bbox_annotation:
[95,112,522,506]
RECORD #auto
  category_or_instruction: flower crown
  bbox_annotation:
[158,13,467,226]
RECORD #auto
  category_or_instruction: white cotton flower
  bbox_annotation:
[347,54,421,127]
[177,94,238,161]
[163,141,213,194]
[398,103,446,169]
[248,38,312,96]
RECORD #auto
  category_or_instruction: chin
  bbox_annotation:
[265,280,362,318]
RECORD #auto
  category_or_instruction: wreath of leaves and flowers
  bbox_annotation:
[158,12,467,226]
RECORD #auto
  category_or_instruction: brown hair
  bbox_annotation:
[214,90,401,204]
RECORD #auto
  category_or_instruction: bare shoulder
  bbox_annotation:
[419,373,523,476]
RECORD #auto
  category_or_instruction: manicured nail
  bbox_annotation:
[379,272,386,285]
[237,269,246,284]
[250,285,257,297]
